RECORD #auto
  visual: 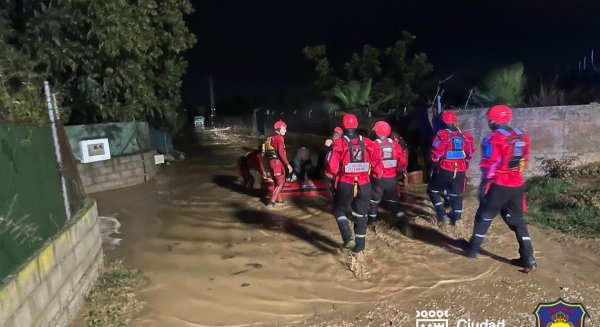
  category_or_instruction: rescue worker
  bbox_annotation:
[237,150,267,189]
[466,105,537,272]
[264,120,293,207]
[326,114,382,253]
[427,110,474,226]
[369,121,412,236]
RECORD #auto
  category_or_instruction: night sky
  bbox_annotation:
[183,0,600,111]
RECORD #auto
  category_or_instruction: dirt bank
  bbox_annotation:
[91,130,600,327]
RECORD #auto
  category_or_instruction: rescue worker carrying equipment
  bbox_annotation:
[326,114,383,253]
[466,104,537,272]
[427,110,474,226]
[368,121,412,236]
[264,120,293,207]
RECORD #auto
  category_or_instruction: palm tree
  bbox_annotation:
[325,78,394,115]
[472,62,527,107]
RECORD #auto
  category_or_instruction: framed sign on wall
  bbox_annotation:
[80,139,111,163]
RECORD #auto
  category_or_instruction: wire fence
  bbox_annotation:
[0,123,86,284]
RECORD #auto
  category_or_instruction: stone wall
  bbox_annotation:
[77,150,158,194]
[456,104,600,185]
[0,200,102,327]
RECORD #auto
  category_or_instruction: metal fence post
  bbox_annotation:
[44,81,71,221]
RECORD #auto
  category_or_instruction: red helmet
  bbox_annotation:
[487,105,512,124]
[273,120,287,129]
[373,121,391,137]
[342,114,358,129]
[333,127,343,135]
[440,110,457,124]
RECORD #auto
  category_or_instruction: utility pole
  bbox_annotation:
[209,74,216,126]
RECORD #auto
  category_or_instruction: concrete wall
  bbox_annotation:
[456,104,600,185]
[0,201,103,327]
[77,150,158,194]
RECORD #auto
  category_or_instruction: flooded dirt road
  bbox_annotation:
[92,132,600,326]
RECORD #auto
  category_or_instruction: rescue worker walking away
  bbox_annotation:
[427,110,474,226]
[263,120,293,207]
[326,114,382,253]
[368,121,412,236]
[466,105,537,272]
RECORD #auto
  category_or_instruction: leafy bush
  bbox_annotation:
[526,157,600,238]
[539,154,580,178]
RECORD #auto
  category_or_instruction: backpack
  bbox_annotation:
[261,136,277,159]
[444,129,466,160]
[497,128,526,170]
[342,135,370,173]
[376,138,398,168]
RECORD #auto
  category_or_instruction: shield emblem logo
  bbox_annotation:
[533,298,588,327]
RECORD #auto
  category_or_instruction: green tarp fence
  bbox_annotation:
[64,122,153,161]
[0,125,69,283]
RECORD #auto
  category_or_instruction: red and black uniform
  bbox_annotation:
[427,127,474,224]
[269,133,290,203]
[326,133,382,252]
[368,137,410,232]
[237,150,266,189]
[468,126,535,263]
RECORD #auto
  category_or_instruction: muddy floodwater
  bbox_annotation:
[92,131,600,327]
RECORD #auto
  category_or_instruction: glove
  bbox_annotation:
[326,177,336,197]
[398,170,406,186]
[429,162,438,179]
[478,177,490,203]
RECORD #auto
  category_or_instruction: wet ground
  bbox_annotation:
[92,130,600,327]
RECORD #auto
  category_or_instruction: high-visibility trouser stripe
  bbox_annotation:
[396,212,405,217]
[475,234,486,238]
[386,199,399,203]
[370,199,381,204]
[352,212,363,217]
[434,202,444,206]
[454,210,462,213]
[368,214,377,218]
[355,234,366,238]
[449,193,459,197]
[482,217,494,221]
[336,216,348,221]
[522,237,531,241]
[430,190,440,193]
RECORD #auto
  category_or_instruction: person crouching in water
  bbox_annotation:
[264,120,293,207]
[237,150,267,189]
[368,121,412,236]
[292,147,312,181]
[326,114,382,253]
[427,110,474,226]
[466,105,537,272]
